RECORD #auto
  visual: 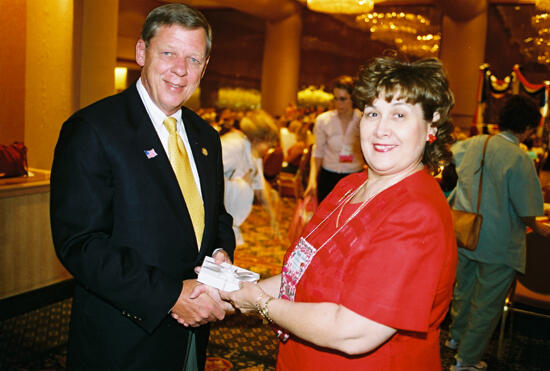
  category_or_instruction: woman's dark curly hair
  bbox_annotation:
[353,57,455,175]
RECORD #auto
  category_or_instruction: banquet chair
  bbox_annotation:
[543,183,550,203]
[262,146,284,186]
[277,147,311,199]
[496,232,550,359]
[538,150,548,174]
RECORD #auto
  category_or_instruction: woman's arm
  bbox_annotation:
[257,274,282,298]
[254,180,280,239]
[221,282,396,355]
[304,116,326,197]
[521,216,550,237]
[304,156,322,197]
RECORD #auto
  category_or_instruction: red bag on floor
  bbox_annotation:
[288,195,317,245]
[0,142,28,178]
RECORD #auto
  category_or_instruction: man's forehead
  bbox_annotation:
[149,25,206,51]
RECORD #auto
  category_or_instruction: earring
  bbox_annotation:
[428,134,437,144]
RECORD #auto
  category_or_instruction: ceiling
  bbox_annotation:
[118,0,550,90]
[153,0,547,64]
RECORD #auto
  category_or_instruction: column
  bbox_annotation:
[24,0,118,171]
[0,0,26,144]
[79,0,119,108]
[25,0,76,170]
[261,10,302,117]
[439,0,488,131]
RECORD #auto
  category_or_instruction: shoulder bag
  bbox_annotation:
[451,135,490,250]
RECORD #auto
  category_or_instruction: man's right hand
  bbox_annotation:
[170,279,228,327]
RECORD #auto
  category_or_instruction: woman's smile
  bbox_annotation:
[373,143,397,152]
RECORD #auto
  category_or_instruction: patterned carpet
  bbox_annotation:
[1,196,550,370]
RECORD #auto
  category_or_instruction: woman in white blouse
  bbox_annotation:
[305,76,365,203]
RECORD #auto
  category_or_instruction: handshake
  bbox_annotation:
[170,251,259,327]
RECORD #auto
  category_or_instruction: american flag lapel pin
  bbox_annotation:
[144,148,158,159]
[201,147,208,156]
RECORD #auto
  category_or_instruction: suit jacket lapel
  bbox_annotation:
[123,86,198,250]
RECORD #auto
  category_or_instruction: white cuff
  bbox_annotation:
[212,248,226,257]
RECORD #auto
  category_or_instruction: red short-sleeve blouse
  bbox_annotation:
[276,169,457,370]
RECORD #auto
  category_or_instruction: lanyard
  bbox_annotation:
[276,181,367,342]
[276,169,419,341]
[301,181,366,250]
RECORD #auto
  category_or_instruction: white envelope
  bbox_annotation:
[197,256,260,292]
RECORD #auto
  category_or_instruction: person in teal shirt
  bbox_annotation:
[446,95,550,371]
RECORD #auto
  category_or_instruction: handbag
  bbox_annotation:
[451,135,490,251]
[0,142,28,178]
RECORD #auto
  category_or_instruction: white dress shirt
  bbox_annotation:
[136,78,203,199]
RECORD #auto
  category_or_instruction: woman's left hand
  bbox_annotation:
[220,281,265,315]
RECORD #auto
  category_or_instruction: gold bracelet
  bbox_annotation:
[255,289,274,323]
[255,290,266,315]
[261,296,274,323]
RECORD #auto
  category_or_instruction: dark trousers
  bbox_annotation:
[317,167,358,203]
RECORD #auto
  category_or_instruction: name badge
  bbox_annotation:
[339,144,354,163]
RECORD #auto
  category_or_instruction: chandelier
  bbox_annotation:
[356,12,431,44]
[307,0,374,15]
[355,12,439,57]
[525,12,550,63]
[532,13,550,33]
[394,34,441,57]
[522,36,550,64]
[356,12,431,32]
[535,0,550,12]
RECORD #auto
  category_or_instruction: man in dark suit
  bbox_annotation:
[50,4,235,370]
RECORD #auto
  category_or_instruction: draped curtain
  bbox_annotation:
[474,64,549,127]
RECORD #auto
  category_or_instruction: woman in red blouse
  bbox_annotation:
[220,57,457,370]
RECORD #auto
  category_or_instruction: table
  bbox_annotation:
[0,169,71,299]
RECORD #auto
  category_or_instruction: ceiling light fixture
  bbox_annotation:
[535,0,550,12]
[526,12,550,63]
[356,12,430,33]
[355,12,439,57]
[307,0,374,15]
[532,12,550,32]
[522,36,550,64]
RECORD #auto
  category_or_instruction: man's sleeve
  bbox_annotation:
[50,117,181,333]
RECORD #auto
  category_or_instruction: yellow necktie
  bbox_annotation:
[163,117,204,248]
